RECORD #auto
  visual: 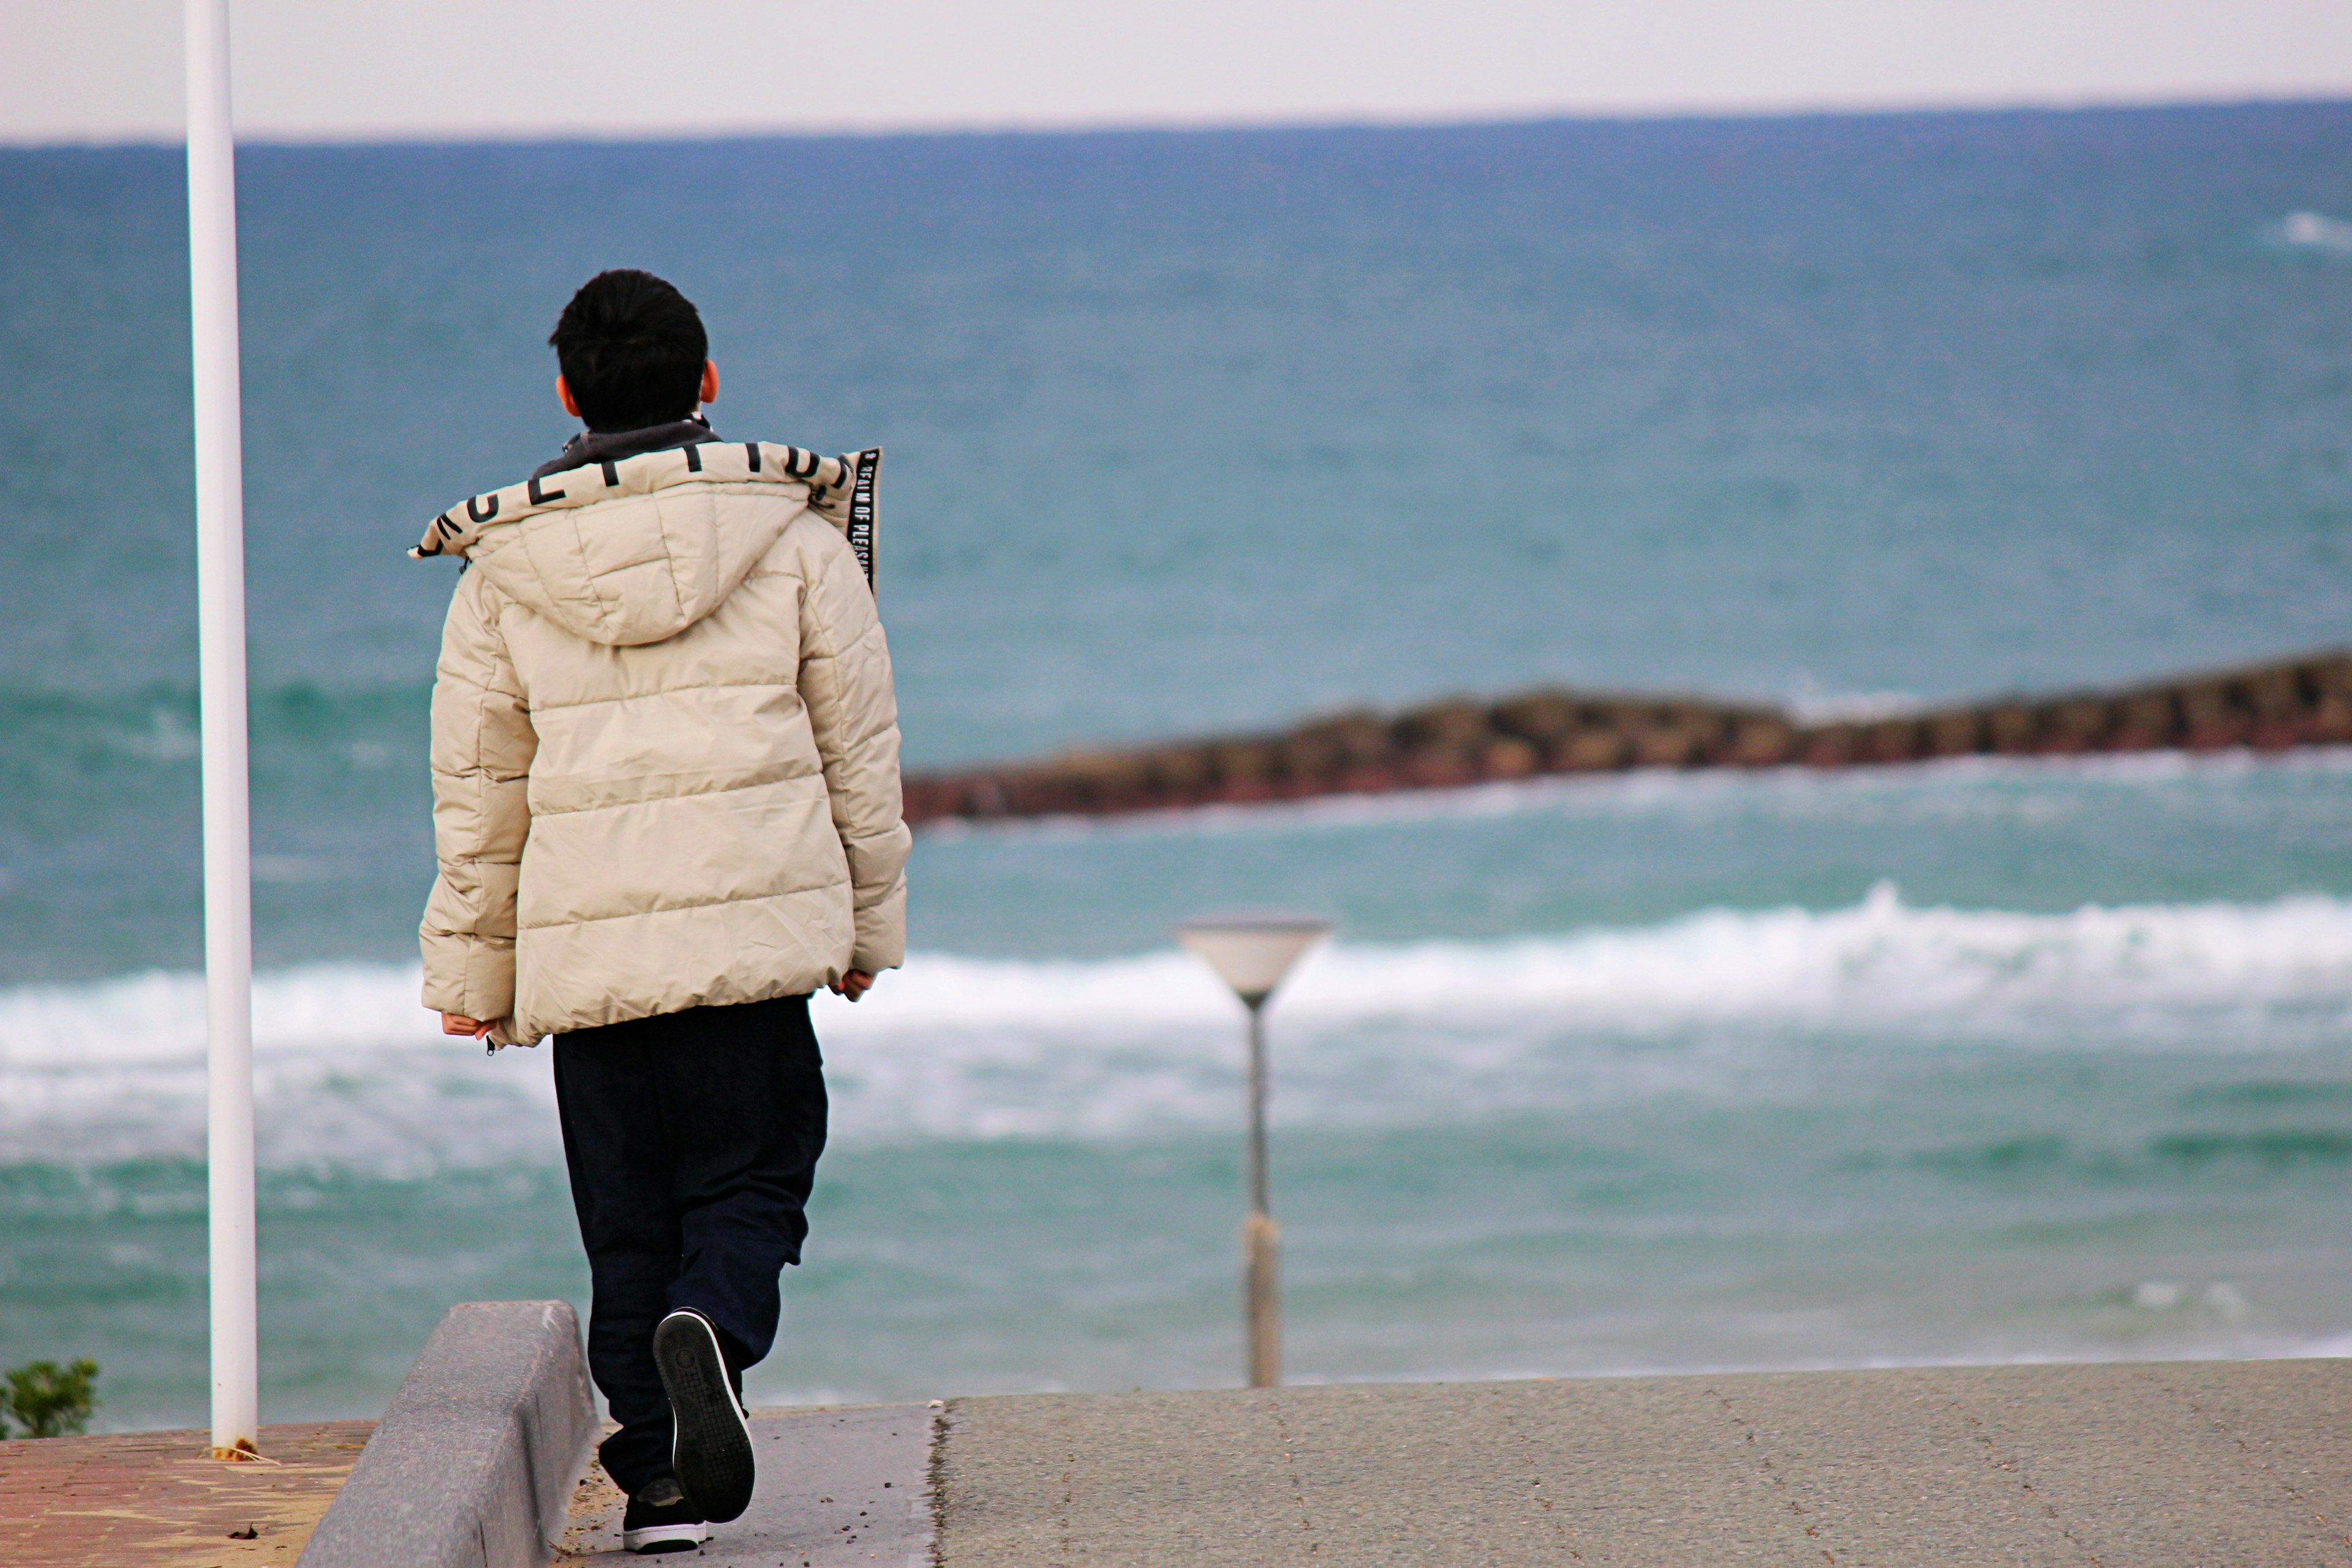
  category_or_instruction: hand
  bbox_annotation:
[828,970,876,1003]
[442,1012,497,1039]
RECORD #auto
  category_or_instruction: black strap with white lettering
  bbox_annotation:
[846,447,881,592]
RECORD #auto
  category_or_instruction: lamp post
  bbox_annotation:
[183,0,260,1460]
[1177,914,1330,1389]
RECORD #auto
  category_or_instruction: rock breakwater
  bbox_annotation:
[903,650,2352,826]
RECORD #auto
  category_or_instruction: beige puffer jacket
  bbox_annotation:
[412,440,908,1044]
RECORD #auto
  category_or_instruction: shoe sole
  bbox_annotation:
[622,1520,710,1554]
[656,1310,756,1523]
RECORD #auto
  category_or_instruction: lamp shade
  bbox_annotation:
[1178,913,1331,1004]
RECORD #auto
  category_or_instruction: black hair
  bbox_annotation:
[548,270,709,432]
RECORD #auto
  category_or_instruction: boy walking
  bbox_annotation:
[413,270,908,1553]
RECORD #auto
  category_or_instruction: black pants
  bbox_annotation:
[554,994,828,1495]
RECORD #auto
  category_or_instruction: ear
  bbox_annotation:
[699,360,719,406]
[557,374,581,420]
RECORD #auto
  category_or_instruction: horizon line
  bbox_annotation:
[7,86,2349,153]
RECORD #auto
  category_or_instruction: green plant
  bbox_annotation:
[1,1359,100,1438]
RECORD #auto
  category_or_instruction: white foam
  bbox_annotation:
[7,886,2352,1168]
[0,963,536,1174]
[1782,679,1923,724]
[2273,210,2352,256]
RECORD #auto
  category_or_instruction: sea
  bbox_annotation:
[4,101,2352,1431]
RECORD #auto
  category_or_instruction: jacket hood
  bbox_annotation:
[413,440,871,647]
[530,415,718,484]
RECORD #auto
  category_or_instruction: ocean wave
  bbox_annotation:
[6,886,2352,1168]
[824,881,2352,1037]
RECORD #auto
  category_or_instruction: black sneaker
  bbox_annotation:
[655,1308,756,1523]
[621,1476,709,1555]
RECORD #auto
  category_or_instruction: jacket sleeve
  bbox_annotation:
[796,518,911,972]
[419,570,537,1027]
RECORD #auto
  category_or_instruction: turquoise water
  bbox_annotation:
[4,104,2352,1430]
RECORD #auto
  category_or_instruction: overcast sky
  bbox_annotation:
[5,0,2350,144]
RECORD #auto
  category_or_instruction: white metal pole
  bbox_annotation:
[183,0,260,1460]
[1242,998,1280,1389]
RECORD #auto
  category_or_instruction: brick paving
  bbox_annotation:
[0,1420,373,1567]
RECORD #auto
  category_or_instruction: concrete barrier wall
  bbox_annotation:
[298,1300,596,1568]
[904,649,2352,825]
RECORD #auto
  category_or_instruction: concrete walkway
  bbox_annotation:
[933,1360,2352,1566]
[557,1404,935,1566]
